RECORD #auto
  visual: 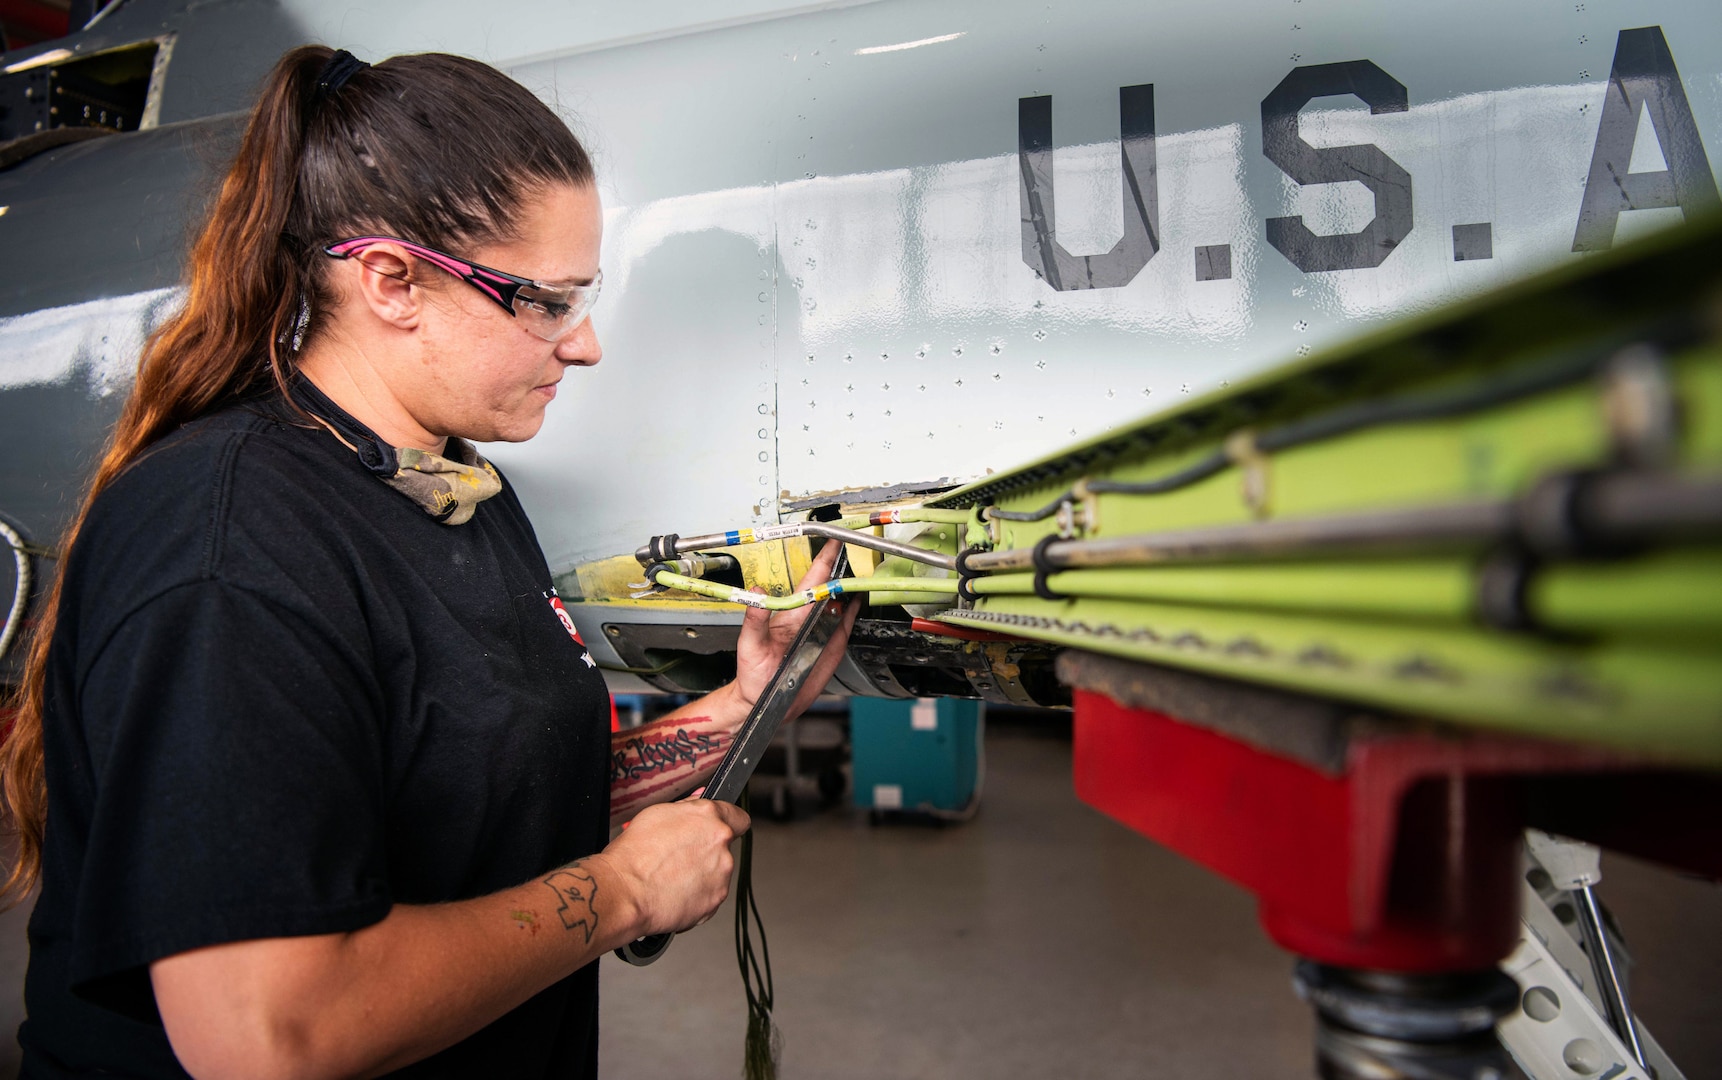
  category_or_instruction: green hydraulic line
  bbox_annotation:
[1530,549,1722,637]
[834,507,972,529]
[650,569,958,610]
[968,562,1474,622]
[965,551,1722,635]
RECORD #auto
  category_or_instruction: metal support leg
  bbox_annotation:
[1573,884,1649,1072]
[1523,829,1651,1073]
[1501,833,1684,1080]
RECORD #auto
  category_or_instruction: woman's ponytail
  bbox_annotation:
[134,45,331,437]
[0,46,335,902]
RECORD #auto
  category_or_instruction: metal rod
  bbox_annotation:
[1587,470,1722,537]
[966,473,1722,574]
[1574,884,1650,1070]
[966,500,1512,572]
[672,531,732,552]
[798,522,958,570]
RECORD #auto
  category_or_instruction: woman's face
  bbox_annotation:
[404,182,604,445]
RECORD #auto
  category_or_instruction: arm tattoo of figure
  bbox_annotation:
[541,865,600,944]
[610,727,724,784]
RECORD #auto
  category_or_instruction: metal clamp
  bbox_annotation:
[955,544,987,606]
[1031,533,1066,601]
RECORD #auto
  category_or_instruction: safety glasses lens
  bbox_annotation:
[513,282,600,342]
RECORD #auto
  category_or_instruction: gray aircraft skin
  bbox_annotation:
[2,0,1719,697]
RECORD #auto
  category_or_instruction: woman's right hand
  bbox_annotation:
[598,797,752,936]
[153,797,753,1080]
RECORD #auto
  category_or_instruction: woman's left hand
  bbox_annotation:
[732,540,862,719]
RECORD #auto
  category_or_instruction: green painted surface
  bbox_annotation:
[918,218,1722,764]
[940,597,1722,766]
[934,216,1721,514]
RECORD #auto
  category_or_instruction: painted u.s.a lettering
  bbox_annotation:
[1019,25,1717,290]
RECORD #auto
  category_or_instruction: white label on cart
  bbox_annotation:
[873,784,904,810]
[910,699,939,731]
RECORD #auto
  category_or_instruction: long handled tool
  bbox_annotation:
[617,549,851,966]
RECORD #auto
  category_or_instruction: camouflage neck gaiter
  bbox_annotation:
[288,377,503,525]
[389,440,502,525]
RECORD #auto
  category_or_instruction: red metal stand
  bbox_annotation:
[1070,688,1713,973]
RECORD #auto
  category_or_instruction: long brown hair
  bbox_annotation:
[1,45,594,900]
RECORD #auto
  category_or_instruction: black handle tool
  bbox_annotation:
[617,548,851,966]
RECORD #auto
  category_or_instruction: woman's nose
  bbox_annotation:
[557,316,601,367]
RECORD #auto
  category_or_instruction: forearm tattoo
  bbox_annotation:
[540,865,600,944]
[610,727,723,783]
[609,715,733,822]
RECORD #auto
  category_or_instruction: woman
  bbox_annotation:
[0,46,854,1078]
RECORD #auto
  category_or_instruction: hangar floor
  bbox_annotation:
[0,714,1715,1078]
[597,714,1722,1080]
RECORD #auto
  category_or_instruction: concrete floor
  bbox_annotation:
[599,717,1722,1080]
[602,715,1313,1079]
[0,717,1716,1078]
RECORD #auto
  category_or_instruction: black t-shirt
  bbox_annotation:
[19,391,612,1077]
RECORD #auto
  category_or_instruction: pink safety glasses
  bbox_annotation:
[325,235,601,342]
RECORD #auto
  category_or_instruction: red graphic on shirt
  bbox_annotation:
[546,594,585,645]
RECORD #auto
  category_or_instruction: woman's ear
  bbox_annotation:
[346,243,423,330]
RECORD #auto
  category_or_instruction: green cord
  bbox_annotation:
[735,788,780,1080]
[650,570,956,610]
